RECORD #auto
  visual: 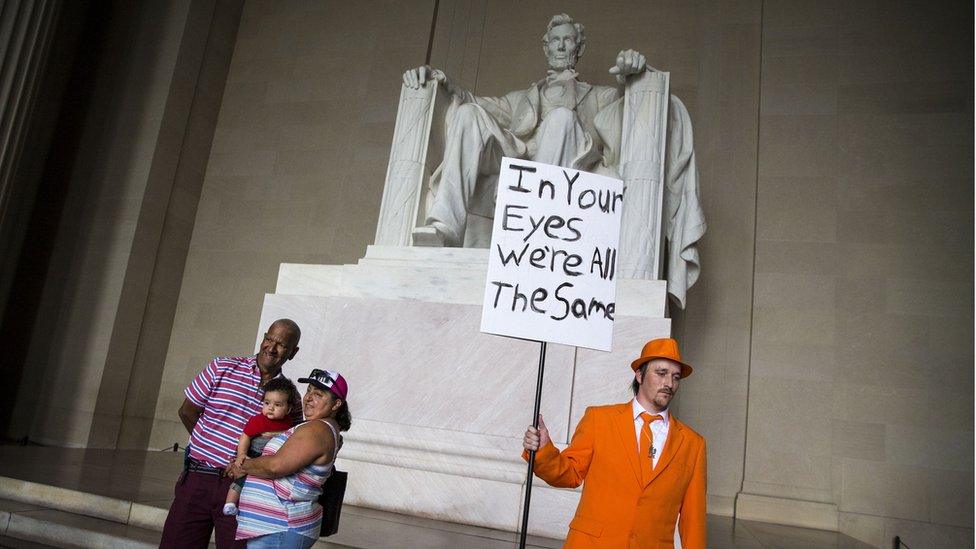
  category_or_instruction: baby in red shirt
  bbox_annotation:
[222,377,299,515]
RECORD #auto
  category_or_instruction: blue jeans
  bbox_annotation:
[245,530,317,549]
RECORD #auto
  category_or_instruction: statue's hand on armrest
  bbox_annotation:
[608,49,647,85]
[402,65,456,94]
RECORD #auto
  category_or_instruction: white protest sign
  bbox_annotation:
[480,157,624,352]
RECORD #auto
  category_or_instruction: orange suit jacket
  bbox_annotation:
[527,403,706,548]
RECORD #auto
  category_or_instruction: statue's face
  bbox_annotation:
[544,23,581,71]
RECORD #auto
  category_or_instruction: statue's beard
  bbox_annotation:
[547,53,577,71]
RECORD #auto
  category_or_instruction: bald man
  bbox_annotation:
[160,319,303,548]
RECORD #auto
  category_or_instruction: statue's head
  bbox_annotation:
[541,13,586,71]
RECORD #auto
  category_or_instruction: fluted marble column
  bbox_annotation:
[0,0,60,315]
[0,0,58,225]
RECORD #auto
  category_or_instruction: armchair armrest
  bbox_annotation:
[375,81,450,247]
[617,69,670,281]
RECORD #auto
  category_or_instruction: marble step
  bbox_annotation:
[0,534,55,548]
[0,498,159,549]
[0,475,137,526]
[0,476,559,549]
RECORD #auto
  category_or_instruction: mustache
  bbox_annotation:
[658,389,673,395]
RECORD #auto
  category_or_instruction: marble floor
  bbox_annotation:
[0,446,875,548]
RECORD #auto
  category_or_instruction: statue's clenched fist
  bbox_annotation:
[402,65,448,90]
[608,49,647,84]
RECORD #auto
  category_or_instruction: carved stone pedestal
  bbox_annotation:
[257,246,670,538]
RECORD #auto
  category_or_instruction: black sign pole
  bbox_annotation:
[518,340,548,549]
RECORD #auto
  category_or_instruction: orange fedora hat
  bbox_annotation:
[630,337,694,378]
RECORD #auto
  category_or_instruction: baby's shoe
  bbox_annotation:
[222,503,238,515]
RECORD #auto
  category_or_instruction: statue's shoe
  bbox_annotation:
[411,226,445,247]
[412,222,458,247]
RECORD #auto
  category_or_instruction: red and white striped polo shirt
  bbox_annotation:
[184,355,301,468]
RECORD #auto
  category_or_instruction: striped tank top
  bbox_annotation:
[235,420,338,541]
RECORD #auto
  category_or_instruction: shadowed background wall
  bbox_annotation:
[0,1,970,548]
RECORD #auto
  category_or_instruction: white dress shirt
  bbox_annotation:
[632,399,670,470]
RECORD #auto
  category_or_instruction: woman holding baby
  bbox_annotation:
[231,369,352,549]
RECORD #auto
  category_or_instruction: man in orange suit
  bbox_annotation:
[523,337,706,548]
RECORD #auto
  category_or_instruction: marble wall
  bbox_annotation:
[741,2,973,547]
[149,0,437,449]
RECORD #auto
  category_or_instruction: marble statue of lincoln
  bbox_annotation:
[403,13,648,248]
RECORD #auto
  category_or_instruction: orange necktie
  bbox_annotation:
[639,412,663,484]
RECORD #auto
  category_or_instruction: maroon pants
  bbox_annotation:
[159,470,246,548]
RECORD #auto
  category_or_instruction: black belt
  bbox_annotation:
[186,462,224,476]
